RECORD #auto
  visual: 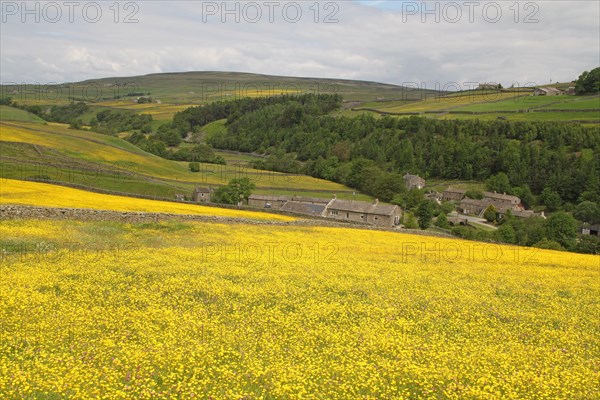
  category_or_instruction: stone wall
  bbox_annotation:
[0,205,456,238]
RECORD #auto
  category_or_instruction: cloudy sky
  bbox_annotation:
[1,1,599,88]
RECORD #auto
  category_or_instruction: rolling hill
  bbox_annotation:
[1,71,440,106]
[0,117,366,201]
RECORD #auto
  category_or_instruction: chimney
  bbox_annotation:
[374,198,379,205]
[333,194,337,199]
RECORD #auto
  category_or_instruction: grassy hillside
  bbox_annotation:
[0,120,365,200]
[0,179,294,221]
[348,91,600,123]
[1,216,598,398]
[0,105,46,123]
[1,71,439,106]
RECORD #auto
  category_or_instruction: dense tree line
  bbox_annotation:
[207,105,600,204]
[91,109,153,135]
[199,95,600,253]
[575,66,600,94]
[172,94,342,135]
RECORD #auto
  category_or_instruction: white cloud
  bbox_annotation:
[0,1,598,87]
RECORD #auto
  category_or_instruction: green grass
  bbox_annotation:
[0,120,358,199]
[2,71,439,105]
[339,92,599,123]
[453,95,599,112]
[536,96,600,110]
[0,106,46,123]
[436,111,599,123]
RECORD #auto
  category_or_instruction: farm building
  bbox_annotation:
[324,199,402,228]
[442,189,467,202]
[403,173,426,190]
[533,87,562,96]
[458,199,492,217]
[280,201,327,216]
[193,187,212,203]
[580,224,600,237]
[498,209,546,219]
[248,194,290,209]
[290,196,331,206]
[482,192,522,209]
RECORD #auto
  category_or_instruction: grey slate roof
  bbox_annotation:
[290,195,331,205]
[327,199,399,216]
[248,194,291,202]
[483,191,521,203]
[280,201,326,215]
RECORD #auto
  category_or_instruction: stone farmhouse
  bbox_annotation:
[403,173,426,190]
[458,198,492,216]
[441,188,544,219]
[580,224,600,237]
[441,189,467,202]
[324,199,402,228]
[247,194,402,228]
[193,187,212,203]
[247,194,290,209]
[533,87,562,96]
[482,192,522,209]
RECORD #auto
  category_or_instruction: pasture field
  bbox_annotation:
[0,214,598,399]
[370,92,526,113]
[0,121,352,193]
[453,95,600,113]
[0,179,294,222]
[0,106,46,124]
[437,111,600,123]
[93,101,197,121]
[536,96,600,110]
[351,93,599,123]
[1,71,438,105]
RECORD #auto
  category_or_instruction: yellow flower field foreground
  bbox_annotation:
[0,179,294,222]
[0,217,598,399]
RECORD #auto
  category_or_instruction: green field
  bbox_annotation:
[0,119,362,201]
[345,92,600,123]
[0,105,47,123]
[437,111,600,123]
[1,71,439,106]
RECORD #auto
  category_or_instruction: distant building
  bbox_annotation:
[403,173,426,190]
[247,193,404,228]
[193,187,212,203]
[324,198,402,228]
[458,198,492,217]
[442,189,467,202]
[248,194,290,209]
[533,87,562,96]
[498,209,546,219]
[566,87,576,95]
[290,196,331,206]
[280,201,327,216]
[580,224,600,237]
[482,191,522,209]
